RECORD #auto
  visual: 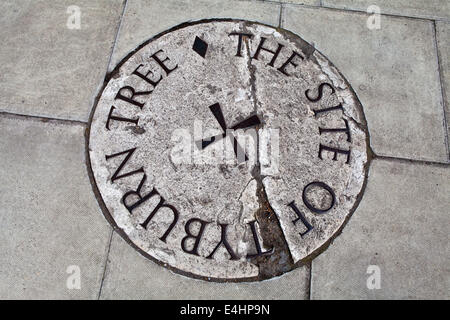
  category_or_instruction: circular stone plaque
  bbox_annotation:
[87,20,370,281]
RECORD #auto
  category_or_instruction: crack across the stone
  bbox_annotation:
[241,24,296,280]
[250,169,296,280]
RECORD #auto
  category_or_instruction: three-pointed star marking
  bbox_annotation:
[195,103,261,163]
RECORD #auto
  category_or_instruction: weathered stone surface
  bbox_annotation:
[100,232,310,299]
[322,0,450,20]
[284,6,448,162]
[436,22,450,157]
[0,0,124,121]
[88,20,368,281]
[0,116,111,299]
[250,27,368,263]
[108,0,281,71]
[311,159,450,299]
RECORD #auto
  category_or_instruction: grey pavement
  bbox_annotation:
[284,5,448,162]
[311,159,450,299]
[0,0,124,122]
[100,233,310,300]
[0,0,448,300]
[0,115,111,299]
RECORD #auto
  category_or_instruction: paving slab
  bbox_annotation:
[436,22,450,158]
[0,116,111,299]
[321,0,450,20]
[100,232,309,299]
[284,6,448,162]
[0,0,124,122]
[311,159,450,300]
[109,0,281,71]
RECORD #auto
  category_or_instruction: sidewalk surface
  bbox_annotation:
[0,0,449,300]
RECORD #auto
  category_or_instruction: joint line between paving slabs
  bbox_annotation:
[254,0,282,5]
[308,261,313,300]
[433,21,450,161]
[283,1,450,23]
[375,155,450,167]
[106,0,129,72]
[97,228,114,300]
[278,3,284,28]
[0,111,87,126]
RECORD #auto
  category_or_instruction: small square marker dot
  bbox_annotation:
[193,36,208,58]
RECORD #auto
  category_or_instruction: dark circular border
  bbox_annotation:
[85,18,373,283]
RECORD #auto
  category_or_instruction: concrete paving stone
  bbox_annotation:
[0,0,124,122]
[284,6,448,162]
[436,22,450,158]
[311,159,450,300]
[322,0,450,21]
[109,0,281,71]
[0,116,111,299]
[100,232,310,299]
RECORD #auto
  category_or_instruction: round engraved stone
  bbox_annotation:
[87,20,370,281]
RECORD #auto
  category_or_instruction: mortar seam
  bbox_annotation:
[0,111,87,126]
[375,154,450,167]
[281,1,450,23]
[432,21,450,161]
[97,228,114,300]
[278,3,284,28]
[106,0,129,72]
[308,261,313,300]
